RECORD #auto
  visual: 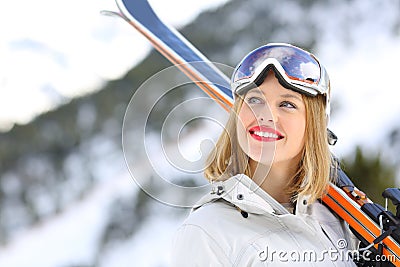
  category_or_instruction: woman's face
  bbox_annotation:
[236,71,306,168]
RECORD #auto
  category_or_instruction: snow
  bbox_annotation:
[99,214,182,267]
[0,171,135,267]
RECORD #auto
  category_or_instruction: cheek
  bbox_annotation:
[236,112,248,146]
[285,116,306,144]
[298,116,306,139]
[236,106,253,151]
[237,104,255,127]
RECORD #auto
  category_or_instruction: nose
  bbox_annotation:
[258,106,277,124]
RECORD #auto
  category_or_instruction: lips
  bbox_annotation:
[248,126,284,142]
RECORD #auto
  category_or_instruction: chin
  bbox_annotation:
[248,153,275,166]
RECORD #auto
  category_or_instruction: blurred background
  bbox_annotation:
[1,0,400,266]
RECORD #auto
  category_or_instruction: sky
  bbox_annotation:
[0,0,230,131]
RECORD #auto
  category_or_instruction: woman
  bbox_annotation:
[171,43,359,266]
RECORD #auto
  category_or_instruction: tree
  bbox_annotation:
[340,146,397,207]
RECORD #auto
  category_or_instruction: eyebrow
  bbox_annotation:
[247,89,303,102]
[247,89,263,95]
[280,93,302,102]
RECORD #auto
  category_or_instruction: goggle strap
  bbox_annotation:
[271,68,317,97]
[241,65,317,97]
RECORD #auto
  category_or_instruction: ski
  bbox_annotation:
[101,0,232,112]
[103,0,400,264]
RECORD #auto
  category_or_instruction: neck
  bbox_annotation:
[250,159,300,203]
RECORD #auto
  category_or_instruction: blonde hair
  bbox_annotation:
[204,93,335,203]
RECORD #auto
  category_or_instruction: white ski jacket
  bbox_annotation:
[171,174,359,266]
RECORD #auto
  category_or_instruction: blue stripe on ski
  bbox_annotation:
[119,0,233,100]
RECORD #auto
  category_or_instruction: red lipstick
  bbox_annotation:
[248,126,283,142]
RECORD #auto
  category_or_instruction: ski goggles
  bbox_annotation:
[231,43,330,99]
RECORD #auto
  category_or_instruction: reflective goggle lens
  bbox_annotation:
[231,43,326,96]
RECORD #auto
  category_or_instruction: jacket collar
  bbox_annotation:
[193,174,312,215]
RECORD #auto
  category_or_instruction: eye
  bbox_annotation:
[280,101,297,109]
[246,96,264,105]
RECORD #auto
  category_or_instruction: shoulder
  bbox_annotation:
[170,200,236,266]
[177,199,246,243]
[187,199,236,225]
